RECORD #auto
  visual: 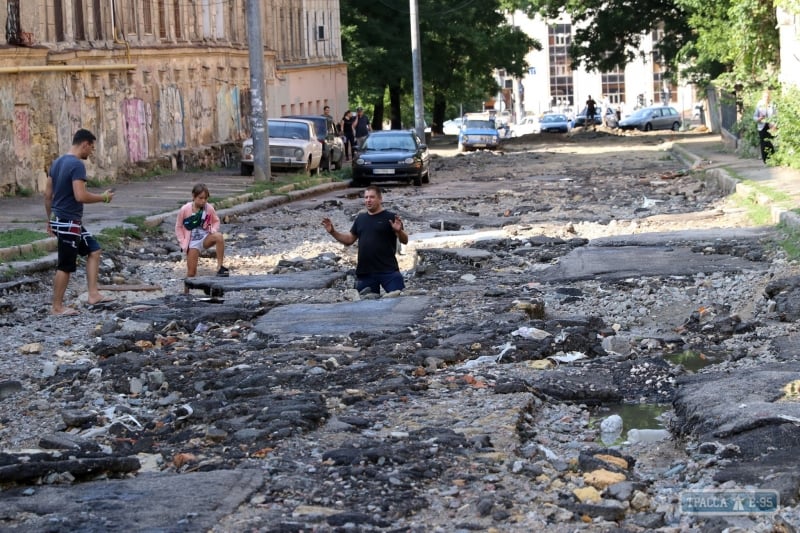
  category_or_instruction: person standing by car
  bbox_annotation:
[323,105,338,134]
[753,89,776,164]
[321,185,408,295]
[44,128,116,316]
[354,106,371,151]
[585,95,597,131]
[341,110,356,161]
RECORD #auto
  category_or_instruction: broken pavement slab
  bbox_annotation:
[184,268,347,295]
[254,296,432,337]
[537,245,767,283]
[1,469,263,531]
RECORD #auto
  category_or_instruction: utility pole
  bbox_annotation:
[245,0,270,181]
[409,0,425,142]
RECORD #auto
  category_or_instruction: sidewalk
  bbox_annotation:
[669,133,800,228]
[2,132,799,276]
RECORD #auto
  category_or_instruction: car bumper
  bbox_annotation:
[353,165,423,181]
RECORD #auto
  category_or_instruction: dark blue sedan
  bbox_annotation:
[352,130,430,186]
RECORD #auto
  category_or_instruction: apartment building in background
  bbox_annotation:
[0,0,347,194]
[497,11,694,123]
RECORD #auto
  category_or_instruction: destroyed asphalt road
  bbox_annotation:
[2,130,800,531]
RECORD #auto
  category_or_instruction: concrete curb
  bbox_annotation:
[0,180,352,278]
[670,143,799,226]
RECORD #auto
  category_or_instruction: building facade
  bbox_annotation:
[503,12,694,123]
[0,0,347,195]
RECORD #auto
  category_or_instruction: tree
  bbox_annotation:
[341,0,539,133]
[508,0,691,74]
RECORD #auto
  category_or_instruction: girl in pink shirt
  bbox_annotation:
[175,183,229,279]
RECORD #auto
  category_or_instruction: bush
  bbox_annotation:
[771,86,800,169]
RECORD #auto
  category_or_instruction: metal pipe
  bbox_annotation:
[0,64,136,74]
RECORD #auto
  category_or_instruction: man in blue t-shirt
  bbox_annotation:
[44,129,116,316]
[322,185,408,294]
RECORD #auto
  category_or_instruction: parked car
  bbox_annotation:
[283,114,344,171]
[537,113,570,133]
[241,118,323,176]
[511,116,540,137]
[573,106,618,128]
[352,130,430,186]
[618,106,682,131]
[442,118,464,135]
[457,119,501,152]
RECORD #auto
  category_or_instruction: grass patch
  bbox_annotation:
[99,215,164,250]
[0,228,49,247]
[777,222,800,261]
[729,193,774,225]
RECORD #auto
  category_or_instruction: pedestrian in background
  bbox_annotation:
[44,128,116,316]
[341,110,356,161]
[354,106,371,151]
[585,95,597,131]
[753,89,776,164]
[175,183,229,282]
[322,185,408,295]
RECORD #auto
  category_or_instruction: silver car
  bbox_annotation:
[241,118,323,176]
[619,106,682,132]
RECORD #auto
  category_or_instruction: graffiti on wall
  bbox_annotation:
[13,105,31,162]
[158,85,185,150]
[122,98,149,162]
[216,86,242,141]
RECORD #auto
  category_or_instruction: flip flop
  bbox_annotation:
[51,308,80,317]
[86,297,118,310]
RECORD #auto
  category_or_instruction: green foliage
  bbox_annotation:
[341,0,540,131]
[0,229,49,247]
[676,0,779,91]
[771,86,800,169]
[777,221,800,261]
[516,0,690,74]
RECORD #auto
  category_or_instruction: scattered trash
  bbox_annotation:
[511,326,551,340]
[547,351,587,364]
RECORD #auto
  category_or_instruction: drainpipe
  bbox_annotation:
[110,0,132,63]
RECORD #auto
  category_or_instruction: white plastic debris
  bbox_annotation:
[547,352,587,364]
[511,327,551,340]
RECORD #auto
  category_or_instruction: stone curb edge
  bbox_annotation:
[670,143,800,228]
[0,180,352,278]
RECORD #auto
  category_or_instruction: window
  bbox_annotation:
[317,25,325,40]
[74,0,86,40]
[92,0,103,40]
[174,0,182,39]
[143,0,153,34]
[158,0,167,39]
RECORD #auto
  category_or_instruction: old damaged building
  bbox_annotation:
[0,0,347,195]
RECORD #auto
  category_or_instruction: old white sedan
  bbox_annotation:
[241,118,323,176]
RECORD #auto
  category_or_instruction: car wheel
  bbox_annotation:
[413,173,422,186]
[241,164,253,176]
[422,167,430,184]
[333,152,343,170]
[644,123,653,132]
[671,122,680,131]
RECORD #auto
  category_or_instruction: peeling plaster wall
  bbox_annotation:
[0,52,254,194]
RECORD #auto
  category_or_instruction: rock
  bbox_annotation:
[573,486,602,502]
[583,468,627,489]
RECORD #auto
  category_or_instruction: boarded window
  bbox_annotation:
[74,0,86,40]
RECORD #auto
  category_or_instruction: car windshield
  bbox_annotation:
[629,109,651,118]
[269,121,309,139]
[542,115,566,123]
[364,135,416,151]
[465,120,495,130]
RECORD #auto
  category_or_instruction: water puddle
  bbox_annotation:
[665,350,719,372]
[593,403,671,446]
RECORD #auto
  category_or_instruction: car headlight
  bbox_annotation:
[403,157,415,164]
[462,135,469,142]
[492,136,498,142]
[294,148,305,159]
[355,158,364,165]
